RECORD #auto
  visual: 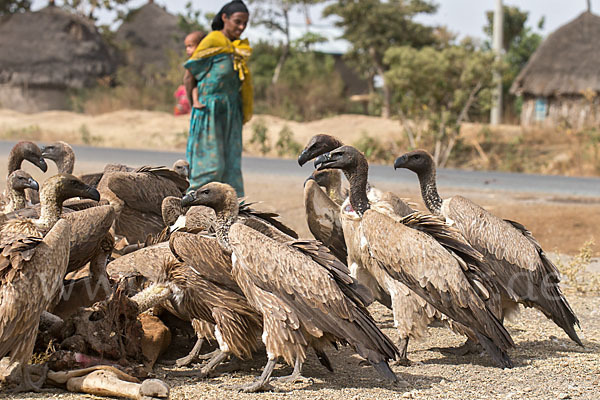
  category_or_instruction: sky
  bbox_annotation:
[31,0,594,53]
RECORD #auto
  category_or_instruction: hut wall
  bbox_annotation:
[0,84,69,113]
[520,94,600,129]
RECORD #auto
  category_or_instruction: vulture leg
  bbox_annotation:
[274,358,313,384]
[170,350,228,378]
[394,337,412,366]
[197,349,221,361]
[231,358,276,393]
[174,337,205,367]
[11,364,48,393]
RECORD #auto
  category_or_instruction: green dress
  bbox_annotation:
[185,52,244,196]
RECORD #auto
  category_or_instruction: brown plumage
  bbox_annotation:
[301,139,440,364]
[2,170,39,213]
[0,218,70,391]
[315,146,514,368]
[394,149,582,346]
[97,165,189,244]
[172,159,190,179]
[181,182,399,392]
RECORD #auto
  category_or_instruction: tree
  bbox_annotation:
[177,1,209,34]
[249,0,325,84]
[384,43,499,166]
[61,0,131,20]
[0,0,31,16]
[323,0,437,118]
[483,5,543,119]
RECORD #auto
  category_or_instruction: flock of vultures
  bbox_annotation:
[0,136,583,398]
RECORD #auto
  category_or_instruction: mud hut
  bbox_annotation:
[0,5,116,112]
[115,1,187,72]
[510,11,600,129]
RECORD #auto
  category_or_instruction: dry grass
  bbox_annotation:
[556,240,600,293]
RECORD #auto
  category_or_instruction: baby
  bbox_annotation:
[184,31,205,109]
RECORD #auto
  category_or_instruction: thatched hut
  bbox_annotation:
[0,5,116,112]
[510,11,600,129]
[115,1,187,71]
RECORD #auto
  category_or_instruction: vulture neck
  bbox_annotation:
[346,164,370,216]
[7,147,24,174]
[4,186,26,213]
[417,165,443,215]
[35,186,63,230]
[56,152,75,174]
[327,170,345,204]
[214,198,239,253]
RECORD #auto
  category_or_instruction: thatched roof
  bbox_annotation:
[116,1,186,70]
[511,12,600,97]
[0,5,116,89]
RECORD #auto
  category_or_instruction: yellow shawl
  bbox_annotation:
[189,30,253,124]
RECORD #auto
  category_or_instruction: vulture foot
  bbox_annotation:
[170,350,227,378]
[173,338,206,367]
[274,359,312,384]
[394,337,412,366]
[11,364,49,393]
[228,358,276,393]
[438,339,482,356]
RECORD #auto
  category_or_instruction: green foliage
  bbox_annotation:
[352,131,405,164]
[323,0,437,115]
[384,44,498,166]
[177,1,208,34]
[248,118,271,155]
[275,125,302,156]
[483,5,543,118]
[79,124,103,145]
[249,42,347,120]
[62,0,131,20]
[0,0,30,16]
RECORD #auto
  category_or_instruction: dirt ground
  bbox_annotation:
[1,109,599,399]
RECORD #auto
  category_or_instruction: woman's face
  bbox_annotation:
[222,11,249,40]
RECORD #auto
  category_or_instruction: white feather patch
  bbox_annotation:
[169,215,187,232]
[214,326,230,352]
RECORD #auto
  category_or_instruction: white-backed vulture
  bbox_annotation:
[300,136,441,365]
[394,149,582,346]
[181,182,399,392]
[2,170,39,213]
[0,218,70,391]
[314,146,514,368]
[172,159,190,179]
[97,166,189,244]
[41,141,75,174]
[2,141,47,207]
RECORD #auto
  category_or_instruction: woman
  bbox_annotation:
[184,0,252,197]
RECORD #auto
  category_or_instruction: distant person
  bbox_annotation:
[183,0,252,196]
[174,31,205,115]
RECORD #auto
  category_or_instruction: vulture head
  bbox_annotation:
[393,150,435,177]
[304,168,342,191]
[41,141,74,172]
[10,141,48,173]
[181,182,238,217]
[314,145,368,174]
[172,159,190,179]
[7,170,39,193]
[298,134,344,166]
[42,174,101,205]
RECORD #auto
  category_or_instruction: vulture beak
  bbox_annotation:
[297,148,313,167]
[36,157,48,172]
[181,191,197,208]
[393,155,408,170]
[84,186,101,202]
[314,153,335,171]
[26,177,39,191]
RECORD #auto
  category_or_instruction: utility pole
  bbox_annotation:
[490,0,503,125]
[587,0,592,12]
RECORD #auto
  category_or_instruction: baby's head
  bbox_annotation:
[185,31,205,57]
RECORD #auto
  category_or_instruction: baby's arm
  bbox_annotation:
[183,69,196,107]
[192,87,201,108]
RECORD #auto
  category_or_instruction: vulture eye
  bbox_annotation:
[413,154,421,160]
[201,189,210,195]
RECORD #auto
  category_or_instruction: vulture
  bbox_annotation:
[97,166,189,244]
[2,170,39,213]
[394,149,582,346]
[314,146,514,368]
[300,137,440,365]
[41,141,75,174]
[2,141,47,207]
[181,182,399,392]
[172,159,190,179]
[0,218,70,392]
